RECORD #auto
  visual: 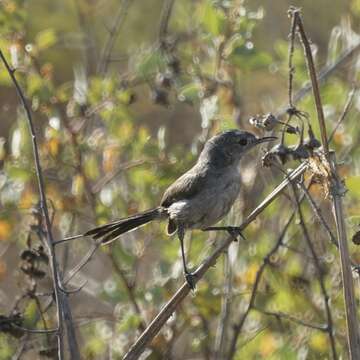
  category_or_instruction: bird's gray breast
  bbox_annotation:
[167,167,241,229]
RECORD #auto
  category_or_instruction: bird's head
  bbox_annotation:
[199,129,276,167]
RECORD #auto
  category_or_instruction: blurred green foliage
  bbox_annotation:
[0,0,360,359]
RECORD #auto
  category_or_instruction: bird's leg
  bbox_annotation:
[178,226,196,290]
[202,226,247,242]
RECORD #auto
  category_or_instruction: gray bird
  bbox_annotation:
[85,130,276,288]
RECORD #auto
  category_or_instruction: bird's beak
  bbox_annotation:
[254,136,277,145]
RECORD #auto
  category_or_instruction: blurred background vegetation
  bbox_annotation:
[1,0,360,359]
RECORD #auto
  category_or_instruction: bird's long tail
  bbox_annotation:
[84,207,166,245]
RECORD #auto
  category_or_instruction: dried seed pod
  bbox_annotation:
[20,249,38,262]
[286,106,298,116]
[285,124,299,134]
[249,115,262,128]
[249,113,299,134]
[286,106,309,119]
[289,144,310,160]
[20,246,48,264]
[31,268,46,279]
[20,263,46,279]
[263,143,292,165]
[262,113,278,130]
[304,124,321,150]
[352,229,360,245]
[0,313,24,338]
[249,113,278,131]
[36,245,49,264]
[289,121,310,160]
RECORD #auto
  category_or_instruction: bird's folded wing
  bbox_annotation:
[160,166,207,207]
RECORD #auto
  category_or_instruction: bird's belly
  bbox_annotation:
[167,179,240,229]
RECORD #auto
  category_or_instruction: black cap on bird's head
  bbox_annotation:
[200,129,277,167]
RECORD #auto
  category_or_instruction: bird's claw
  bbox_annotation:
[226,227,247,242]
[185,271,197,290]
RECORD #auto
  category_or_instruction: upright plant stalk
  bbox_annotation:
[0,49,80,360]
[291,8,360,358]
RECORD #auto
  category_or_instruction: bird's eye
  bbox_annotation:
[239,138,248,146]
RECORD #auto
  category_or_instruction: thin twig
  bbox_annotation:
[299,182,338,246]
[12,324,58,334]
[276,41,360,119]
[123,163,307,360]
[291,9,329,156]
[91,159,147,193]
[158,0,176,44]
[227,195,302,359]
[291,184,337,359]
[254,307,328,332]
[54,234,84,246]
[329,87,357,143]
[98,0,133,75]
[109,252,146,332]
[0,49,80,360]
[288,10,297,108]
[63,243,100,284]
[214,251,232,359]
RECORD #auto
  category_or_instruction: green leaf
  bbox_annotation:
[23,300,38,328]
[347,176,360,197]
[201,2,226,35]
[7,166,32,182]
[229,49,272,70]
[116,313,141,332]
[35,29,57,50]
[134,49,165,78]
[178,83,201,102]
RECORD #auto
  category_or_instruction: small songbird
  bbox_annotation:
[85,130,276,288]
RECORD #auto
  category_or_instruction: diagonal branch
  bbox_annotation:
[329,87,357,143]
[123,162,307,360]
